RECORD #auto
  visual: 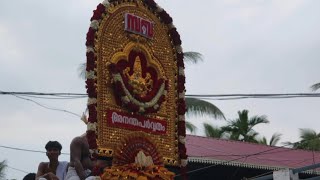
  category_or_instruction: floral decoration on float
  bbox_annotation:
[108,50,168,114]
[84,0,188,174]
[101,133,174,180]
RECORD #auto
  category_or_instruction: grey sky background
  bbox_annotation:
[0,0,319,179]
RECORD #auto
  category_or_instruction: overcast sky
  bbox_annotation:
[1,0,320,179]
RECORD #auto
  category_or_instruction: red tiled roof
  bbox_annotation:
[186,135,320,173]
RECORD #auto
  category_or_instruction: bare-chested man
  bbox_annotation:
[65,134,93,180]
[36,141,68,180]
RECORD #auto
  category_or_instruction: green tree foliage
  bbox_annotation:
[257,133,282,146]
[203,123,223,138]
[185,98,225,120]
[186,121,197,134]
[0,160,7,179]
[285,128,320,151]
[183,51,203,64]
[311,83,320,91]
[221,110,269,143]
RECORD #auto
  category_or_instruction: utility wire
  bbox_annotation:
[6,165,29,174]
[0,90,81,118]
[16,94,86,100]
[1,91,320,100]
[186,93,320,97]
[0,145,70,155]
[0,91,86,96]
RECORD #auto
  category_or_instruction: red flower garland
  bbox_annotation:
[91,4,106,21]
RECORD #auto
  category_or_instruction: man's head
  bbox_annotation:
[45,141,62,160]
[23,173,36,180]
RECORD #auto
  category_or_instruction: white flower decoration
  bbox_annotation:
[90,20,100,30]
[86,46,94,53]
[112,73,166,109]
[121,96,130,103]
[163,90,167,96]
[178,67,185,76]
[153,104,159,110]
[86,70,96,79]
[102,0,110,7]
[176,45,183,53]
[168,23,176,29]
[87,122,97,132]
[179,136,186,144]
[179,92,185,99]
[139,107,145,113]
[179,115,185,121]
[88,98,97,105]
[156,5,163,13]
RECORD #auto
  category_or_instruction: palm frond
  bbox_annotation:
[185,121,197,134]
[257,137,268,145]
[244,131,260,143]
[186,97,225,119]
[78,63,87,80]
[269,133,282,146]
[183,51,203,64]
[299,128,317,138]
[238,110,249,121]
[310,83,320,92]
[285,129,320,150]
[248,115,269,127]
[203,123,222,138]
[0,160,7,179]
[220,125,235,133]
[282,141,295,148]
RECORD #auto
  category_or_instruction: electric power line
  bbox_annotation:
[0,145,69,155]
[0,90,82,118]
[6,165,29,174]
[1,91,320,100]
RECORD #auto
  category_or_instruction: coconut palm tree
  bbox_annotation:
[203,123,224,138]
[310,83,320,92]
[0,160,7,179]
[221,110,269,143]
[185,98,225,120]
[285,128,320,151]
[186,121,197,134]
[257,133,282,146]
[79,51,225,133]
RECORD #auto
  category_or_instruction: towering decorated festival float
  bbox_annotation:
[84,0,187,179]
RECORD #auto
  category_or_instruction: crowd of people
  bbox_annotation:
[23,134,102,180]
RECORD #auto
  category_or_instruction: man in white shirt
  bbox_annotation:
[36,141,68,180]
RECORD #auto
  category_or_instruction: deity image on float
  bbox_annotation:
[84,0,187,179]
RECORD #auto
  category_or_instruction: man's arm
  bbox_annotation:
[35,162,46,180]
[70,138,87,180]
